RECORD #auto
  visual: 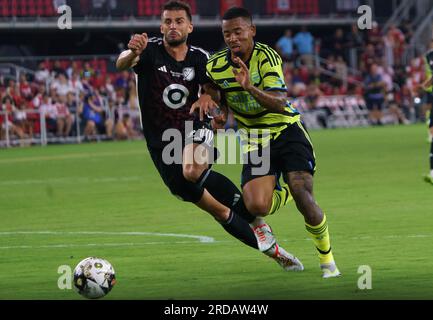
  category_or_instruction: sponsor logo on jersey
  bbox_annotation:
[158,65,168,72]
[182,67,195,81]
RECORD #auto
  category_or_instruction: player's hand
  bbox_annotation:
[232,57,251,90]
[210,109,227,130]
[128,33,148,56]
[190,94,219,121]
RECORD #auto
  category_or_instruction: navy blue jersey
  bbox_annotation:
[133,37,210,148]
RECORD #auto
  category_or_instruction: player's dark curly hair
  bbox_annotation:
[162,0,192,21]
[222,7,252,23]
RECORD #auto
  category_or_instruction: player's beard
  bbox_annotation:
[233,50,244,57]
[165,34,188,47]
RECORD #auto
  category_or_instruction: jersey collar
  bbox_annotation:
[162,42,191,65]
[226,41,257,68]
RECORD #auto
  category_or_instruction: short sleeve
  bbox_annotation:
[260,52,287,92]
[195,50,211,85]
[205,63,216,84]
[132,44,154,74]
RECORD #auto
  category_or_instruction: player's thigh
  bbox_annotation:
[182,143,210,181]
[183,143,210,167]
[149,147,204,203]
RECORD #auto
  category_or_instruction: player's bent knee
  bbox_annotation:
[245,200,270,217]
[182,164,205,183]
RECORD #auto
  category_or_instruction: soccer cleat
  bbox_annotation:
[320,262,341,278]
[264,243,304,271]
[423,175,433,185]
[251,223,276,252]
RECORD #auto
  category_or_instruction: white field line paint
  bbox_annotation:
[0,150,148,164]
[0,241,215,250]
[0,232,430,250]
[0,231,215,243]
[0,176,142,186]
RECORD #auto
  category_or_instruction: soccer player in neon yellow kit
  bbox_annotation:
[193,7,340,277]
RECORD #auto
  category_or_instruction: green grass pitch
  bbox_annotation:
[0,124,432,300]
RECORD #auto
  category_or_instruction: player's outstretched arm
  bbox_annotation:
[116,33,148,71]
[232,57,287,114]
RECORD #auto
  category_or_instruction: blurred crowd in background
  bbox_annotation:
[1,0,432,146]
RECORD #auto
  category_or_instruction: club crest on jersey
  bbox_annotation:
[182,67,195,81]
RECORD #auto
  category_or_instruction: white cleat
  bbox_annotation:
[320,262,341,278]
[251,222,276,252]
[265,243,304,271]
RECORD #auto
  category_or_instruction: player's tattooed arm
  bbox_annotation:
[116,33,148,71]
[232,57,287,114]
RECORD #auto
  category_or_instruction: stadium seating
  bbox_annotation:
[266,0,319,15]
[0,0,56,17]
[137,0,196,16]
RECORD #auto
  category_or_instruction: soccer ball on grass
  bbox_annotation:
[73,257,116,299]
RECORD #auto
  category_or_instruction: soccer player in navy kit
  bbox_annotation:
[116,1,302,270]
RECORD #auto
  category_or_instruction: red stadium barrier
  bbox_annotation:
[266,0,319,15]
[137,0,197,16]
[220,0,243,17]
[0,0,56,17]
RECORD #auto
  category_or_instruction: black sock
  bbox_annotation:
[220,211,258,249]
[430,141,433,170]
[198,169,256,223]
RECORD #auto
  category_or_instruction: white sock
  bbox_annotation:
[430,170,433,178]
[250,217,265,227]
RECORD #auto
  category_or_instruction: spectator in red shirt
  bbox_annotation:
[19,74,33,100]
[55,94,74,138]
[1,95,27,142]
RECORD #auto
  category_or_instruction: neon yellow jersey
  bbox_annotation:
[206,42,300,152]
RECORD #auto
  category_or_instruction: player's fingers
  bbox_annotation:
[199,104,204,121]
[232,68,239,76]
[142,33,148,48]
[208,100,218,111]
[237,58,248,71]
[204,103,212,115]
[129,38,140,47]
[134,36,145,49]
[128,43,138,52]
[189,103,198,114]
[129,39,139,47]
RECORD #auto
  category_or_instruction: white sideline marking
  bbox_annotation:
[0,176,143,186]
[0,150,148,164]
[0,231,215,244]
[0,241,214,250]
[0,231,430,250]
